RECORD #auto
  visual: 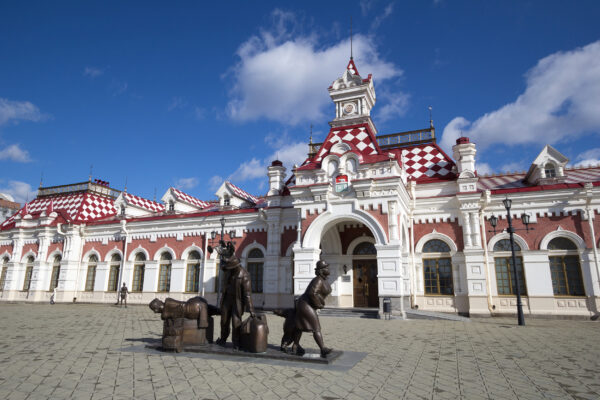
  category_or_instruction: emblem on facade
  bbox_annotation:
[335,175,349,192]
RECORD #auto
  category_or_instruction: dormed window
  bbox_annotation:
[186,250,201,292]
[158,252,172,292]
[548,237,584,296]
[223,196,230,206]
[247,248,264,293]
[544,163,556,178]
[108,254,121,292]
[422,239,453,295]
[133,253,146,292]
[85,255,98,292]
[168,201,175,212]
[49,255,62,291]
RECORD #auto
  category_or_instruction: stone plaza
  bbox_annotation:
[0,303,598,400]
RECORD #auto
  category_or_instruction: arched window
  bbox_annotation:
[85,255,97,291]
[494,239,526,295]
[49,255,62,291]
[548,237,584,296]
[544,163,556,178]
[0,256,9,291]
[186,251,201,292]
[23,256,34,291]
[247,248,264,293]
[107,254,121,292]
[353,242,377,255]
[327,160,338,177]
[223,196,230,207]
[132,253,146,292]
[158,252,172,292]
[422,239,453,295]
[168,201,175,212]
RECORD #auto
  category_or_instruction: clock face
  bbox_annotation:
[343,103,355,115]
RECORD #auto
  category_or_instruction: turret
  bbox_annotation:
[267,160,286,196]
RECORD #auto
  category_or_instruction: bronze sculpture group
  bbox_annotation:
[148,240,332,357]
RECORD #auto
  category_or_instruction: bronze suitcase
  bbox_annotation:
[162,318,184,352]
[240,314,269,353]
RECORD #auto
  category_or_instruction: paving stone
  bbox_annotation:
[1,304,600,399]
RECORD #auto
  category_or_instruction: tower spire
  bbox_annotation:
[350,16,353,60]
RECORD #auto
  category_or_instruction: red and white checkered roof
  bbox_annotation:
[124,192,165,212]
[1,192,117,228]
[315,124,380,162]
[401,144,455,181]
[477,167,600,191]
[170,187,209,209]
[227,181,258,204]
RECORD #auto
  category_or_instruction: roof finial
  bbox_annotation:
[154,188,157,202]
[39,172,44,189]
[89,164,93,182]
[429,106,434,128]
[350,16,353,60]
[309,123,313,144]
[124,177,128,193]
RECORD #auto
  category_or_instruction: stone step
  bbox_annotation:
[319,307,379,319]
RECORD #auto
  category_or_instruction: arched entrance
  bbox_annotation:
[318,220,379,308]
[352,242,378,307]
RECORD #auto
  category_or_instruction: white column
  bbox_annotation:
[462,212,473,248]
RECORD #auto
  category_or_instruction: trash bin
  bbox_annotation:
[383,297,391,319]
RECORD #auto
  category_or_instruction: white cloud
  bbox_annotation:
[574,147,600,167]
[226,10,403,126]
[0,144,31,162]
[0,180,36,204]
[0,98,46,126]
[377,92,410,122]
[500,161,526,173]
[208,175,224,191]
[371,3,394,30]
[441,41,600,153]
[477,162,493,176]
[174,177,198,190]
[83,66,103,78]
[227,138,308,188]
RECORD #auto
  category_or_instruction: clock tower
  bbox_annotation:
[328,58,377,133]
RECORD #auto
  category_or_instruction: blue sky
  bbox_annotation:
[1,1,600,204]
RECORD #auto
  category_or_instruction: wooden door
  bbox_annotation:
[353,260,378,307]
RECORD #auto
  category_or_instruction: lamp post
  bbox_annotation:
[488,198,532,326]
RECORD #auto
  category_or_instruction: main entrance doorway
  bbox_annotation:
[353,259,378,307]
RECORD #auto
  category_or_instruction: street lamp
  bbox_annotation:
[488,198,532,326]
[215,216,226,306]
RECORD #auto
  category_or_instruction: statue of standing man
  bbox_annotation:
[209,241,256,350]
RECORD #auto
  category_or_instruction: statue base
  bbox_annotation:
[150,341,342,364]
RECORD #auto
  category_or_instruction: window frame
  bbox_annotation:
[107,254,121,292]
[494,256,527,296]
[49,255,62,291]
[23,256,34,291]
[185,251,201,293]
[158,252,172,292]
[547,237,585,297]
[85,255,97,292]
[246,248,264,294]
[421,240,454,296]
[0,256,9,291]
[132,253,146,292]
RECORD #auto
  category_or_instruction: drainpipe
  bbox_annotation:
[584,183,600,302]
[72,225,85,302]
[479,210,494,314]
[409,215,416,307]
[117,219,128,302]
[201,231,208,297]
[55,223,68,302]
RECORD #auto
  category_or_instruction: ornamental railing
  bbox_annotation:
[37,181,121,199]
[307,127,435,157]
